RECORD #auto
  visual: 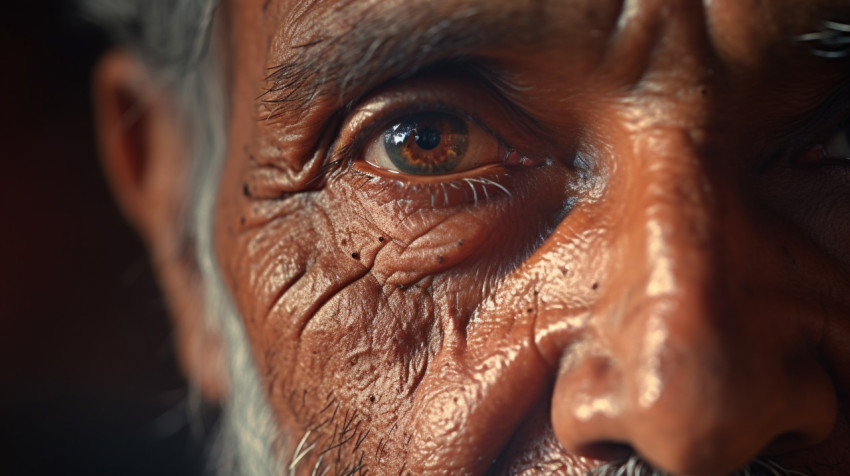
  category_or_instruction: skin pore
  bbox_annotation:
[97,0,850,474]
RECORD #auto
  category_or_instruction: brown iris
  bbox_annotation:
[383,112,469,175]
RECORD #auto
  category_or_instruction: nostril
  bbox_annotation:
[575,440,633,462]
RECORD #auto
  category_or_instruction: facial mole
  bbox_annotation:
[592,282,599,290]
[352,252,360,259]
[242,183,250,197]
[240,216,246,225]
[378,236,384,242]
[457,240,464,246]
[369,395,375,403]
[527,308,533,313]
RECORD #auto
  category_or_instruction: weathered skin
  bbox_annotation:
[208,0,850,474]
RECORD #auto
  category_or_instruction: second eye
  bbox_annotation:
[364,111,501,176]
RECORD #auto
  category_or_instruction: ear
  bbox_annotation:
[92,50,228,402]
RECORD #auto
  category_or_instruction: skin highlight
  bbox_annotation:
[94,0,850,474]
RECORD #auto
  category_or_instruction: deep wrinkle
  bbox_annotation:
[262,0,555,111]
[240,2,850,472]
[84,0,850,474]
[88,0,850,474]
[238,0,848,472]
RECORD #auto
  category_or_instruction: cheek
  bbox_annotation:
[226,186,494,433]
[222,152,582,467]
[291,277,439,426]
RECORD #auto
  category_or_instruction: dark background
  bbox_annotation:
[1,2,207,474]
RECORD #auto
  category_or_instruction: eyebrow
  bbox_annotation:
[262,1,850,117]
[795,20,850,58]
[262,0,550,114]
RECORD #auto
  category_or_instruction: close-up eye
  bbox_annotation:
[363,111,503,176]
[823,122,850,160]
[796,120,850,166]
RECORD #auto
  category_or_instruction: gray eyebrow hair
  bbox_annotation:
[261,0,547,115]
[795,20,850,58]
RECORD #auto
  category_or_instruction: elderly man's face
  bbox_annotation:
[100,0,850,474]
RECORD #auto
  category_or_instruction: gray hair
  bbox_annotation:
[79,0,221,237]
[79,0,217,78]
[78,1,283,474]
[79,3,824,475]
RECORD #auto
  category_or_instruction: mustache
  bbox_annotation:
[586,454,809,476]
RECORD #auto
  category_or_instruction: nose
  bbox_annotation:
[545,129,837,474]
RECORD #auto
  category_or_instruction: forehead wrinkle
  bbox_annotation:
[261,0,550,114]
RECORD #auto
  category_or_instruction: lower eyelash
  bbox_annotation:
[342,165,518,209]
[461,177,514,203]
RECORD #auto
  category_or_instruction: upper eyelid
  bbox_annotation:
[350,103,500,149]
[335,100,506,169]
[757,84,850,169]
[330,70,547,169]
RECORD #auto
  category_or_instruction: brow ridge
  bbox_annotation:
[262,0,548,113]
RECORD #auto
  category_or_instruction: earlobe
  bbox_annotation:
[92,50,229,403]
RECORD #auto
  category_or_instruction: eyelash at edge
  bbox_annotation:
[320,100,528,208]
[343,158,518,208]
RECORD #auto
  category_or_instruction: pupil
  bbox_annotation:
[415,127,441,150]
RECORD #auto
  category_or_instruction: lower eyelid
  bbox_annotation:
[329,159,577,284]
[347,163,520,208]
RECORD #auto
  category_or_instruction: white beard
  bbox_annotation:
[179,22,285,474]
[199,266,285,476]
[189,60,284,474]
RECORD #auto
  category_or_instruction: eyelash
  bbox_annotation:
[345,164,519,208]
[327,80,543,207]
[758,97,850,171]
[783,118,850,168]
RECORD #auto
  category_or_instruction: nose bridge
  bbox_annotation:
[610,127,738,415]
[612,127,740,419]
[546,126,829,474]
[620,128,716,307]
